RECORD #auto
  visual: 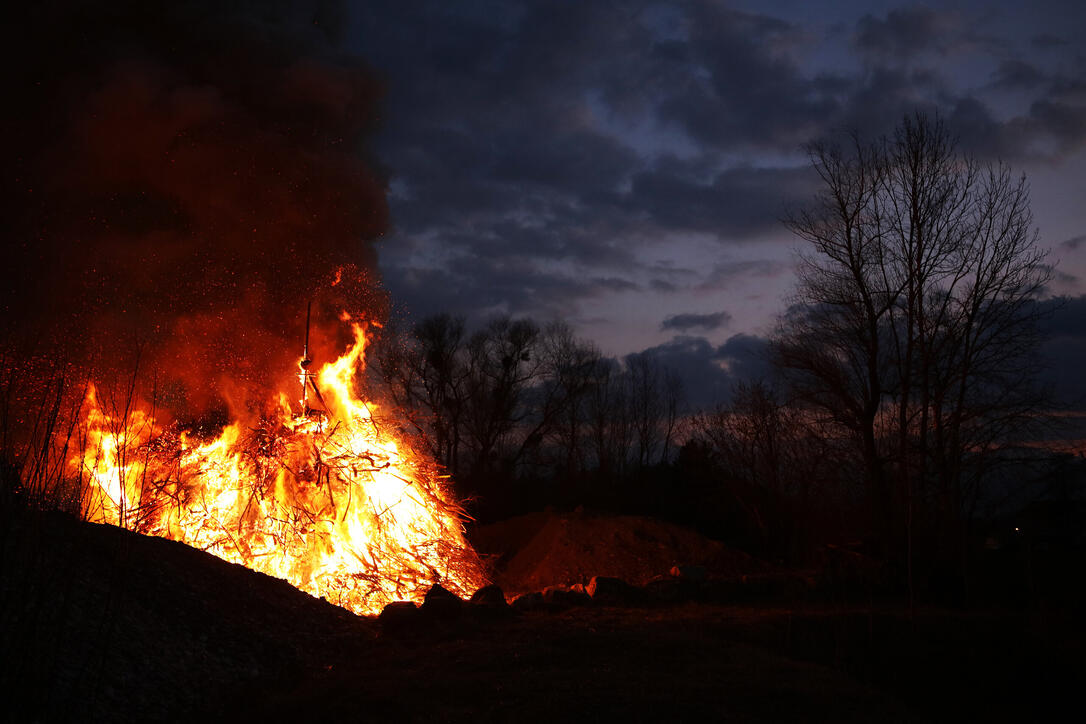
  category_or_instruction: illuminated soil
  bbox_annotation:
[2,510,1081,723]
[470,510,770,593]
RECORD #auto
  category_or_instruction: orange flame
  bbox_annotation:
[73,317,487,615]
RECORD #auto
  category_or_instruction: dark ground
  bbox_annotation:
[1,510,1082,723]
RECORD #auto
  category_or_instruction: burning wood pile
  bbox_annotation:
[1,0,487,621]
[72,314,488,615]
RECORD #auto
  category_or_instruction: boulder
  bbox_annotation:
[542,584,591,608]
[377,601,419,632]
[644,575,692,604]
[425,583,463,604]
[420,583,464,623]
[469,584,508,607]
[510,591,545,612]
[468,584,513,620]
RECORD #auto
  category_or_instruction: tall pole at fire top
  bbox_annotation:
[300,300,312,414]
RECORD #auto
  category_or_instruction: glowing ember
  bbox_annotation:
[73,316,487,615]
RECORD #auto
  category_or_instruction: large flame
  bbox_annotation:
[73,316,487,615]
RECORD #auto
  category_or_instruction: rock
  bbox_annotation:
[420,583,464,623]
[586,576,641,606]
[569,583,587,595]
[377,601,419,632]
[425,583,463,605]
[510,591,545,612]
[542,584,591,608]
[468,584,513,620]
[669,564,708,582]
[469,584,508,607]
[644,575,692,604]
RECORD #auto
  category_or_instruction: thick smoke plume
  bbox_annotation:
[1,1,388,420]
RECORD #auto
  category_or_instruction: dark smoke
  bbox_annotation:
[1,1,388,420]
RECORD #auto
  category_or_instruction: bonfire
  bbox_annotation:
[72,312,488,615]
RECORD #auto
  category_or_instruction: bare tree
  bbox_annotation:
[0,349,87,516]
[690,380,841,552]
[371,315,468,474]
[660,367,685,465]
[627,353,662,469]
[411,314,469,473]
[775,112,1052,578]
[538,323,601,477]
[374,315,615,487]
[585,357,632,479]
[460,317,542,477]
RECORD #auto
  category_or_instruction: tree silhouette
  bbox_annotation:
[775,112,1053,585]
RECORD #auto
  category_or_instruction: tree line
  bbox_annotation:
[368,315,684,519]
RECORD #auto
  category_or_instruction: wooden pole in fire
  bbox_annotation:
[300,300,312,414]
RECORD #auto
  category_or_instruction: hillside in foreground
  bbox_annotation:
[2,509,1082,722]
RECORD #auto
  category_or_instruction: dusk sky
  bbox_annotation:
[6,1,1086,408]
[343,0,1086,403]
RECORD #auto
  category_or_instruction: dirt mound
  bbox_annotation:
[471,510,767,593]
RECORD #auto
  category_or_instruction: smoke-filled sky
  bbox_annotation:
[6,1,1086,408]
[3,1,388,416]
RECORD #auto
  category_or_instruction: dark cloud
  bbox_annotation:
[990,60,1048,90]
[492,130,639,190]
[592,277,642,293]
[1038,295,1086,405]
[1031,33,1068,49]
[697,260,790,291]
[633,294,1086,411]
[1060,235,1086,251]
[1028,96,1086,152]
[631,336,731,407]
[633,331,773,408]
[845,11,1086,162]
[629,296,1085,411]
[828,66,943,139]
[657,6,841,151]
[625,164,817,237]
[886,89,1086,163]
[715,333,773,383]
[650,278,680,293]
[359,2,845,321]
[344,1,1086,341]
[383,253,641,323]
[661,311,732,333]
[1053,270,1082,289]
[1039,295,1086,337]
[854,7,966,61]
